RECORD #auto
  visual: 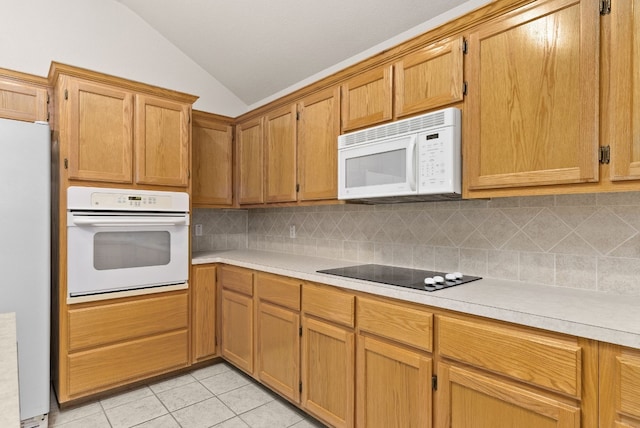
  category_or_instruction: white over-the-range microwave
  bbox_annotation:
[338,107,461,203]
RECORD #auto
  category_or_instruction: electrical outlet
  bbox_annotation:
[289,225,296,238]
[195,224,203,236]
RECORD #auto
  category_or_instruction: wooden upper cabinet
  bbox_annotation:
[236,116,264,205]
[192,111,234,206]
[464,0,599,192]
[0,68,48,122]
[604,0,640,182]
[297,87,340,201]
[65,78,134,183]
[135,94,190,187]
[341,65,393,132]
[265,104,297,203]
[394,37,464,119]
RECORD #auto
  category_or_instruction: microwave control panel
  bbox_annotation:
[417,127,457,193]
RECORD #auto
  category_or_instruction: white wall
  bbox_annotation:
[0,0,248,116]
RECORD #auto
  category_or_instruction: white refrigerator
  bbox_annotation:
[0,118,50,424]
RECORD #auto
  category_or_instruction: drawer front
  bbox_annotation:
[220,265,254,296]
[256,272,301,310]
[438,316,581,396]
[68,292,188,351]
[302,282,355,328]
[619,353,640,418]
[357,297,432,352]
[68,329,188,397]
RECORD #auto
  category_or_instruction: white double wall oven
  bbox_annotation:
[66,186,190,302]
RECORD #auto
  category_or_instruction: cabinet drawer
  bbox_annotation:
[438,316,581,396]
[68,292,188,351]
[357,297,432,352]
[220,265,254,296]
[302,282,355,328]
[619,353,640,419]
[256,272,301,310]
[68,329,188,397]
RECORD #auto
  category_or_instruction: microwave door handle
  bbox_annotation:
[72,216,187,227]
[408,135,417,191]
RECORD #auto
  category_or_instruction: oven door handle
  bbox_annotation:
[71,216,188,227]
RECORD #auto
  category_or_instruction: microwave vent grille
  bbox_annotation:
[340,110,446,147]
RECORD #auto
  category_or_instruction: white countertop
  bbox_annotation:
[193,249,640,349]
[0,313,20,428]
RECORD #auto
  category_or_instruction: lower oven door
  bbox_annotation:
[67,211,189,298]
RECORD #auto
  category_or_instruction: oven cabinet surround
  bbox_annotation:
[301,282,356,428]
[63,291,189,400]
[235,87,340,206]
[599,344,640,427]
[48,62,196,188]
[434,315,598,428]
[0,67,49,122]
[191,111,234,207]
[191,264,217,363]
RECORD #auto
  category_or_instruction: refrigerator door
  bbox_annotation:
[0,118,50,421]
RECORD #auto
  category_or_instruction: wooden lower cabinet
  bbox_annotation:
[301,316,355,428]
[435,363,580,428]
[220,288,254,374]
[191,264,217,363]
[600,343,640,427]
[357,334,432,428]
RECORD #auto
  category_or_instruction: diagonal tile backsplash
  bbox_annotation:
[193,192,640,295]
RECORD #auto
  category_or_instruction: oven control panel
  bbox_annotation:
[91,192,173,209]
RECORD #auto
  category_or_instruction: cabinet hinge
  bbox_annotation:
[46,93,50,104]
[296,183,300,193]
[296,112,300,121]
[188,169,191,179]
[600,0,611,15]
[47,111,50,121]
[599,145,611,164]
[462,38,468,54]
[299,381,303,393]
[299,326,302,336]
[462,81,468,96]
[432,375,438,391]
[64,158,68,169]
[64,89,68,100]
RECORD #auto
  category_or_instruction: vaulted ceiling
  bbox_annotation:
[115,0,473,107]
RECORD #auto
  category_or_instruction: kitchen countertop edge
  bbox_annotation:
[193,250,640,349]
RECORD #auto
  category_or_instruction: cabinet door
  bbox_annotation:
[265,105,297,203]
[135,94,190,187]
[341,65,393,132]
[600,343,640,427]
[192,265,217,363]
[192,113,233,206]
[65,78,134,183]
[256,301,300,402]
[0,79,48,122]
[297,87,340,201]
[394,37,464,118]
[236,117,264,205]
[220,289,254,374]
[357,334,431,428]
[301,316,355,428]
[465,0,599,191]
[435,363,580,428]
[605,0,640,182]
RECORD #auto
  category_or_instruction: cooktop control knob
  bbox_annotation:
[453,271,463,279]
[433,275,445,284]
[445,273,457,281]
[424,277,435,286]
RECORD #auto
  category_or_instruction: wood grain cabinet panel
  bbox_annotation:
[220,265,254,296]
[436,363,580,428]
[302,282,355,328]
[220,289,254,374]
[236,117,264,205]
[341,65,393,132]
[135,94,190,187]
[394,37,464,118]
[192,111,233,206]
[256,272,300,310]
[464,0,599,192]
[0,76,48,122]
[600,343,640,427]
[191,264,217,363]
[265,105,297,203]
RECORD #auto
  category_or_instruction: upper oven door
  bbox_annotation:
[66,212,189,298]
[338,134,418,200]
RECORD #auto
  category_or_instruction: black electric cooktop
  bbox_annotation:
[317,264,481,292]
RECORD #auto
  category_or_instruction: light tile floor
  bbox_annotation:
[49,362,327,428]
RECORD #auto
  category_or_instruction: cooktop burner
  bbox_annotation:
[317,264,481,292]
